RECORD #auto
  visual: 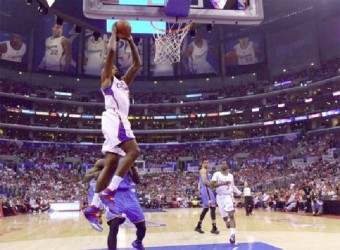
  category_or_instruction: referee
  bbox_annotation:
[243,181,253,216]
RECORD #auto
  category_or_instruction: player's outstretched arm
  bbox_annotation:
[83,170,101,183]
[101,24,117,90]
[129,166,140,184]
[61,37,72,71]
[231,178,242,196]
[200,168,211,187]
[122,36,141,86]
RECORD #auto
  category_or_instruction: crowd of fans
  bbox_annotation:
[1,57,339,105]
[1,132,338,216]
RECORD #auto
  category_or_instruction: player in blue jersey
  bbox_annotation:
[194,159,219,234]
[83,159,146,250]
[83,159,108,232]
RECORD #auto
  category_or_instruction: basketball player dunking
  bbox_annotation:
[194,159,219,235]
[38,23,71,72]
[0,34,27,62]
[211,160,242,244]
[182,34,215,74]
[84,158,146,250]
[83,23,141,223]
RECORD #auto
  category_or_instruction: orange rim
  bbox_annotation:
[151,21,192,34]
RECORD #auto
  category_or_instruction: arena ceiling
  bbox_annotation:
[2,0,339,38]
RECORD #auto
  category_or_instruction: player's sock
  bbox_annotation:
[212,223,217,230]
[91,193,101,207]
[231,228,236,236]
[197,221,202,228]
[107,175,123,191]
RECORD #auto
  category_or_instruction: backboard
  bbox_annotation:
[83,0,264,25]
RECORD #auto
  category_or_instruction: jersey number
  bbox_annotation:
[50,49,58,56]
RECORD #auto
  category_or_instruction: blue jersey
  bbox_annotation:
[117,172,136,191]
[107,171,144,223]
[199,169,216,208]
[88,179,96,204]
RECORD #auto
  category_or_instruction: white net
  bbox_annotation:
[152,22,191,64]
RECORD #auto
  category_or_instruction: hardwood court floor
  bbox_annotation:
[0,208,339,250]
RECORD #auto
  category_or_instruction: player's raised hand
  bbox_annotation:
[122,35,133,42]
[111,23,117,34]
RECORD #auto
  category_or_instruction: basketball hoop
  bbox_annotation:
[151,21,192,64]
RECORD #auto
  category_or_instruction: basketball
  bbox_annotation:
[226,51,237,64]
[115,20,132,39]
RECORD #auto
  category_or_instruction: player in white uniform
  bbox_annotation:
[83,23,141,220]
[232,36,259,65]
[38,23,71,72]
[182,34,215,74]
[0,34,27,62]
[211,161,242,244]
[84,35,106,75]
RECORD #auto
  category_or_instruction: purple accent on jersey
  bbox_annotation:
[118,120,133,143]
[102,84,113,95]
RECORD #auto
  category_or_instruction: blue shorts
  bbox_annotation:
[107,189,145,223]
[200,188,216,208]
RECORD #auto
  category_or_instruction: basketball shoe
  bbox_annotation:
[211,228,220,234]
[82,205,103,232]
[194,227,204,234]
[132,240,145,250]
[230,234,236,244]
[99,188,116,212]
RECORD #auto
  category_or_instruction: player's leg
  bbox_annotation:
[228,211,237,244]
[124,190,146,250]
[95,152,120,192]
[99,111,136,211]
[83,180,105,232]
[107,218,121,250]
[195,207,209,234]
[217,195,231,230]
[222,195,237,244]
[106,192,127,249]
[101,139,140,212]
[195,190,209,233]
[209,192,219,234]
[132,221,146,250]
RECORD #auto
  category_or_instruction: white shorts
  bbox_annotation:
[191,61,215,74]
[217,194,235,218]
[101,109,135,156]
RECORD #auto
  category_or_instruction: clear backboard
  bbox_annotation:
[83,0,264,25]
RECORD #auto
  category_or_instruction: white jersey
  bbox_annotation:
[189,39,209,67]
[212,172,242,196]
[44,36,65,67]
[102,77,130,117]
[234,41,257,65]
[243,187,251,196]
[85,36,106,75]
[1,41,26,62]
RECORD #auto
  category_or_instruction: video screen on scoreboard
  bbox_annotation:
[225,34,266,66]
[180,27,219,75]
[33,16,79,74]
[100,0,247,10]
[0,31,28,64]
